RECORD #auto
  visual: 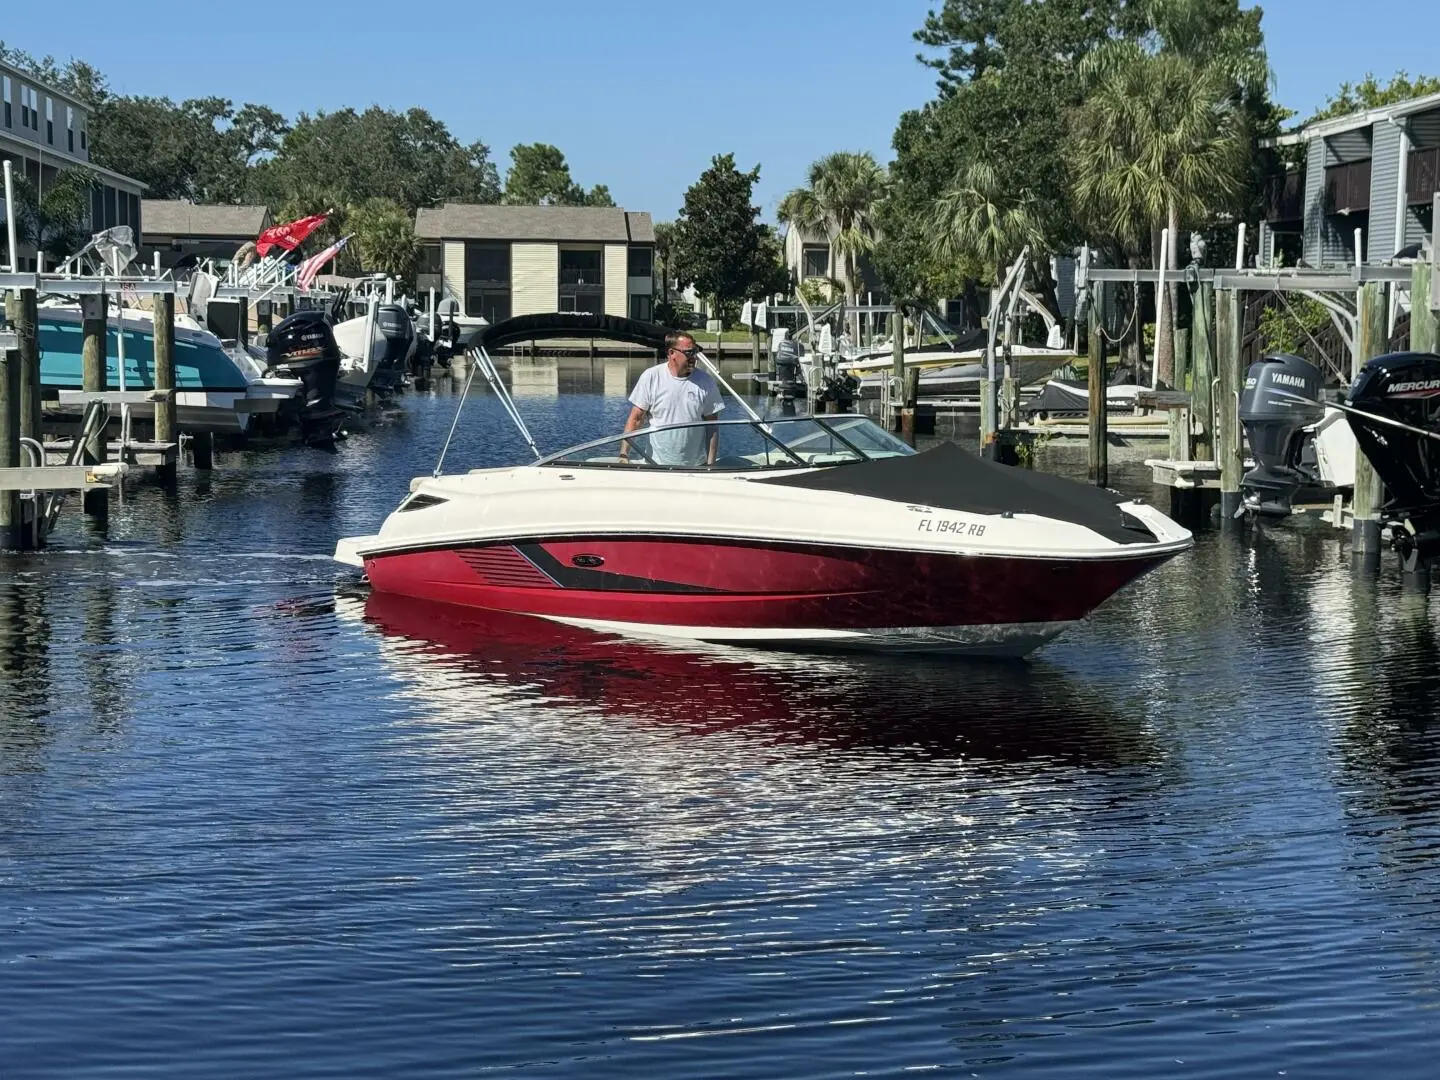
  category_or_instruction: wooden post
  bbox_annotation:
[7,288,41,444]
[1087,287,1108,486]
[256,299,273,338]
[0,341,20,548]
[153,291,177,482]
[1167,405,1192,463]
[80,292,109,518]
[1352,281,1387,555]
[1215,288,1244,524]
[1174,324,1192,393]
[1412,261,1437,354]
[191,431,214,471]
[1191,281,1215,462]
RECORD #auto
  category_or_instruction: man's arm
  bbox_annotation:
[621,405,646,460]
[704,413,719,465]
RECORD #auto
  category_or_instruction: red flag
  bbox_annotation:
[255,212,329,258]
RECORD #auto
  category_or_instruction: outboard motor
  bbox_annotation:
[371,303,415,394]
[267,309,344,446]
[1345,350,1440,567]
[1238,353,1326,517]
[772,337,806,402]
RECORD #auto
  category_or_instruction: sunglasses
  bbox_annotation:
[672,346,698,358]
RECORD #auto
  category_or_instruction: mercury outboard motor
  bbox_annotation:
[267,309,343,446]
[772,337,806,402]
[1239,353,1326,518]
[371,303,415,394]
[1345,351,1440,567]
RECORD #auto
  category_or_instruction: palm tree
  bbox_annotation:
[1070,45,1250,384]
[778,152,888,335]
[7,167,99,267]
[928,160,1047,292]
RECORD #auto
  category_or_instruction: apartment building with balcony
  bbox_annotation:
[1264,90,1440,267]
[414,204,655,324]
[0,57,146,269]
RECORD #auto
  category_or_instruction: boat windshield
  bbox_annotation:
[534,414,916,471]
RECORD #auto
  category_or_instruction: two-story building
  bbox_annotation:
[1264,90,1440,267]
[414,204,655,323]
[1,57,146,269]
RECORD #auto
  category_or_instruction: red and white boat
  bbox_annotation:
[334,314,1192,658]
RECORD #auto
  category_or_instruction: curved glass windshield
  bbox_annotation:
[536,415,915,471]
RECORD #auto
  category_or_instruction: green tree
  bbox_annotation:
[672,154,784,322]
[7,167,99,265]
[90,95,286,202]
[502,143,613,206]
[347,197,421,283]
[1310,70,1440,123]
[929,159,1046,289]
[252,107,500,213]
[653,220,675,307]
[778,151,888,327]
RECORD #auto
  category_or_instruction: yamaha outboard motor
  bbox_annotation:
[1239,353,1326,517]
[1346,350,1440,567]
[772,337,805,402]
[267,309,344,446]
[371,303,415,394]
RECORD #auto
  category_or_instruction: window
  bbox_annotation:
[66,105,73,152]
[103,185,117,229]
[466,290,511,325]
[630,295,653,322]
[801,245,829,279]
[2,76,10,128]
[627,246,653,278]
[80,128,86,151]
[420,243,443,275]
[464,242,509,283]
[46,97,53,143]
[559,248,602,286]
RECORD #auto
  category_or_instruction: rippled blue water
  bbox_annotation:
[2,361,1439,1078]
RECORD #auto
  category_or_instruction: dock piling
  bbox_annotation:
[0,338,20,548]
[153,291,177,483]
[1191,281,1215,462]
[1352,281,1387,556]
[1087,290,1108,486]
[1412,262,1437,354]
[80,293,109,518]
[1215,288,1243,525]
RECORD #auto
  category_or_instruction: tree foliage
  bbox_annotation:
[672,154,787,321]
[251,107,500,214]
[502,143,613,206]
[778,151,888,312]
[6,167,98,264]
[1310,70,1440,123]
[346,197,421,280]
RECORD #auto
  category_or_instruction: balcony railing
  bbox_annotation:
[1324,158,1371,215]
[1408,146,1440,206]
[1264,172,1304,223]
[559,268,602,286]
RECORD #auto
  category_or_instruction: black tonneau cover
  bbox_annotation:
[754,440,1157,545]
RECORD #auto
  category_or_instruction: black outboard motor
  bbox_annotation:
[1238,353,1326,517]
[1346,351,1440,567]
[772,337,806,402]
[267,309,344,446]
[371,303,415,394]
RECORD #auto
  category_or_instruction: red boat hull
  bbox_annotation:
[361,535,1173,653]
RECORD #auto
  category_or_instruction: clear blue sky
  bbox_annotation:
[3,1,1437,221]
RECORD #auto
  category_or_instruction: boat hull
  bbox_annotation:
[359,535,1173,656]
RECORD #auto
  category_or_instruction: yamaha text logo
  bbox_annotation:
[1269,372,1307,388]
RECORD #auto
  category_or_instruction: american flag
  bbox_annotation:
[296,235,352,291]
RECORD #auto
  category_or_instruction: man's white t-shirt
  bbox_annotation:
[628,364,725,465]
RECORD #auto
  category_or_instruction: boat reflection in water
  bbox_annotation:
[346,591,1163,768]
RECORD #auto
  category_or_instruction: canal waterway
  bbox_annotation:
[2,359,1439,1078]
